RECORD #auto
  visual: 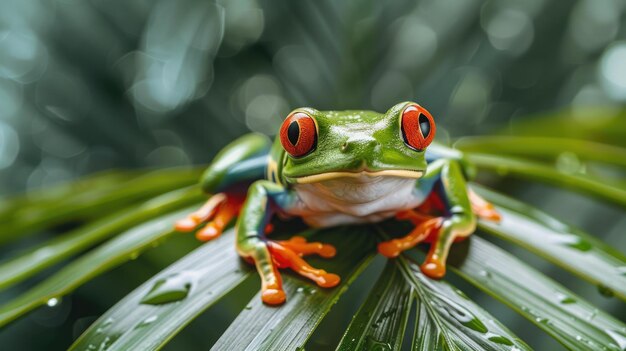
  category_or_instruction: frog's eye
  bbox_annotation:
[280,112,317,157]
[401,104,436,151]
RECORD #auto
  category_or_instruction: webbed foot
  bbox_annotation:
[175,193,245,241]
[240,236,339,305]
[378,209,472,279]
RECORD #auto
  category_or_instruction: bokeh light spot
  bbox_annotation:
[599,42,626,101]
[0,121,19,169]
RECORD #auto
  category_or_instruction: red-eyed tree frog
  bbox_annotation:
[175,102,500,305]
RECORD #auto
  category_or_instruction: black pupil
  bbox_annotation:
[418,114,430,138]
[287,121,300,145]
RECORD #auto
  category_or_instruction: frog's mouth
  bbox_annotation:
[292,169,424,184]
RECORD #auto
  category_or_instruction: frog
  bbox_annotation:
[175,101,500,305]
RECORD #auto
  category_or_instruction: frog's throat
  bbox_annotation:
[292,170,424,184]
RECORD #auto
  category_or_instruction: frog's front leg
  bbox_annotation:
[175,133,270,241]
[238,180,340,305]
[378,159,477,278]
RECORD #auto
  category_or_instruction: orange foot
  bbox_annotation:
[260,236,340,305]
[468,189,501,222]
[378,210,455,279]
[174,193,245,241]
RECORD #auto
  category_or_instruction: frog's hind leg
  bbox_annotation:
[175,133,271,241]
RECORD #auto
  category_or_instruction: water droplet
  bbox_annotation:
[555,292,576,304]
[440,301,488,333]
[535,317,549,324]
[479,270,492,279]
[135,315,158,329]
[587,309,598,322]
[129,251,139,260]
[296,286,317,295]
[598,285,615,298]
[95,318,114,335]
[488,334,514,346]
[244,305,252,310]
[605,329,626,350]
[87,344,96,350]
[366,336,392,351]
[98,336,113,351]
[454,289,470,300]
[46,297,60,307]
[102,318,114,327]
[140,271,197,305]
[556,152,583,174]
[547,234,592,251]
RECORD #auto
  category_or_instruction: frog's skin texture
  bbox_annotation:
[175,102,500,305]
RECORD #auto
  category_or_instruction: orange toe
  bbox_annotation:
[318,244,336,258]
[316,272,341,288]
[262,288,286,305]
[421,259,446,279]
[195,222,221,241]
[377,240,401,258]
[278,236,337,258]
[175,218,198,232]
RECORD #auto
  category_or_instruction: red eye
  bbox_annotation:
[279,112,317,157]
[401,104,436,151]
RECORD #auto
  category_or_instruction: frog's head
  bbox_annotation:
[279,101,436,184]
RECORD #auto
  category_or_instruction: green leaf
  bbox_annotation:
[450,235,626,351]
[474,185,626,300]
[0,170,136,222]
[0,203,202,328]
[507,107,626,147]
[336,262,412,351]
[0,168,201,243]
[394,255,531,351]
[211,226,376,351]
[466,153,626,208]
[0,187,204,291]
[455,136,626,168]
[70,229,251,351]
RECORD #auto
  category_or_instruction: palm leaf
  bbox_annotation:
[70,229,250,351]
[210,227,376,351]
[0,187,203,291]
[474,186,626,300]
[0,204,201,328]
[450,235,626,351]
[336,262,412,350]
[507,107,626,147]
[395,255,531,351]
[467,154,626,208]
[0,170,134,221]
[455,136,626,168]
[1,168,201,244]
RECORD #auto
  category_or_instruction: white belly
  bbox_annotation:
[287,174,426,228]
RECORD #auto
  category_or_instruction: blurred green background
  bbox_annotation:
[0,0,624,350]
